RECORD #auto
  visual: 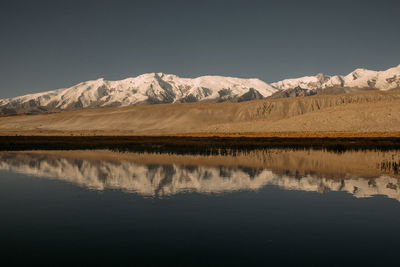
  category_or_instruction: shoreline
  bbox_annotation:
[1,134,400,152]
[1,130,400,137]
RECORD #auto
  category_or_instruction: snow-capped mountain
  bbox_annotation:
[0,73,276,114]
[1,64,400,114]
[270,64,400,92]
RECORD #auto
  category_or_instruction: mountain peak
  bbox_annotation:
[155,72,166,78]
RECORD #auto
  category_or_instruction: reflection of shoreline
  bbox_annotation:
[2,135,400,152]
[0,151,399,201]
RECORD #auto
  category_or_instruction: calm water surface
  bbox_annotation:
[0,149,399,266]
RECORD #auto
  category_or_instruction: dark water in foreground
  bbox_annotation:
[0,149,399,266]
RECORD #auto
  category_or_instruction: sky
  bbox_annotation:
[0,0,399,98]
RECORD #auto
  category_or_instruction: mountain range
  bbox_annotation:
[0,64,399,114]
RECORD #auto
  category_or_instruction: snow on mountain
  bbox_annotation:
[0,73,277,114]
[271,73,334,91]
[1,64,400,114]
[270,64,400,91]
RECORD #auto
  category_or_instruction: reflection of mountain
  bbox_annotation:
[0,150,399,201]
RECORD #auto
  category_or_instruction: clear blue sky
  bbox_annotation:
[1,0,399,98]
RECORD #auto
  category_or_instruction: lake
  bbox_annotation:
[0,148,399,266]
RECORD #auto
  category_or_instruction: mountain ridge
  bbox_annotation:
[1,64,399,114]
[270,64,400,92]
[0,73,276,114]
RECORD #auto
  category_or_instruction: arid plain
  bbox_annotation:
[0,89,400,137]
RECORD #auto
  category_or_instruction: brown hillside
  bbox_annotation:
[0,89,399,136]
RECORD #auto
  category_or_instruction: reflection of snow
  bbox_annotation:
[0,152,399,201]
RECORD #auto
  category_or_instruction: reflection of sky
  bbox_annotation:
[0,151,399,201]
